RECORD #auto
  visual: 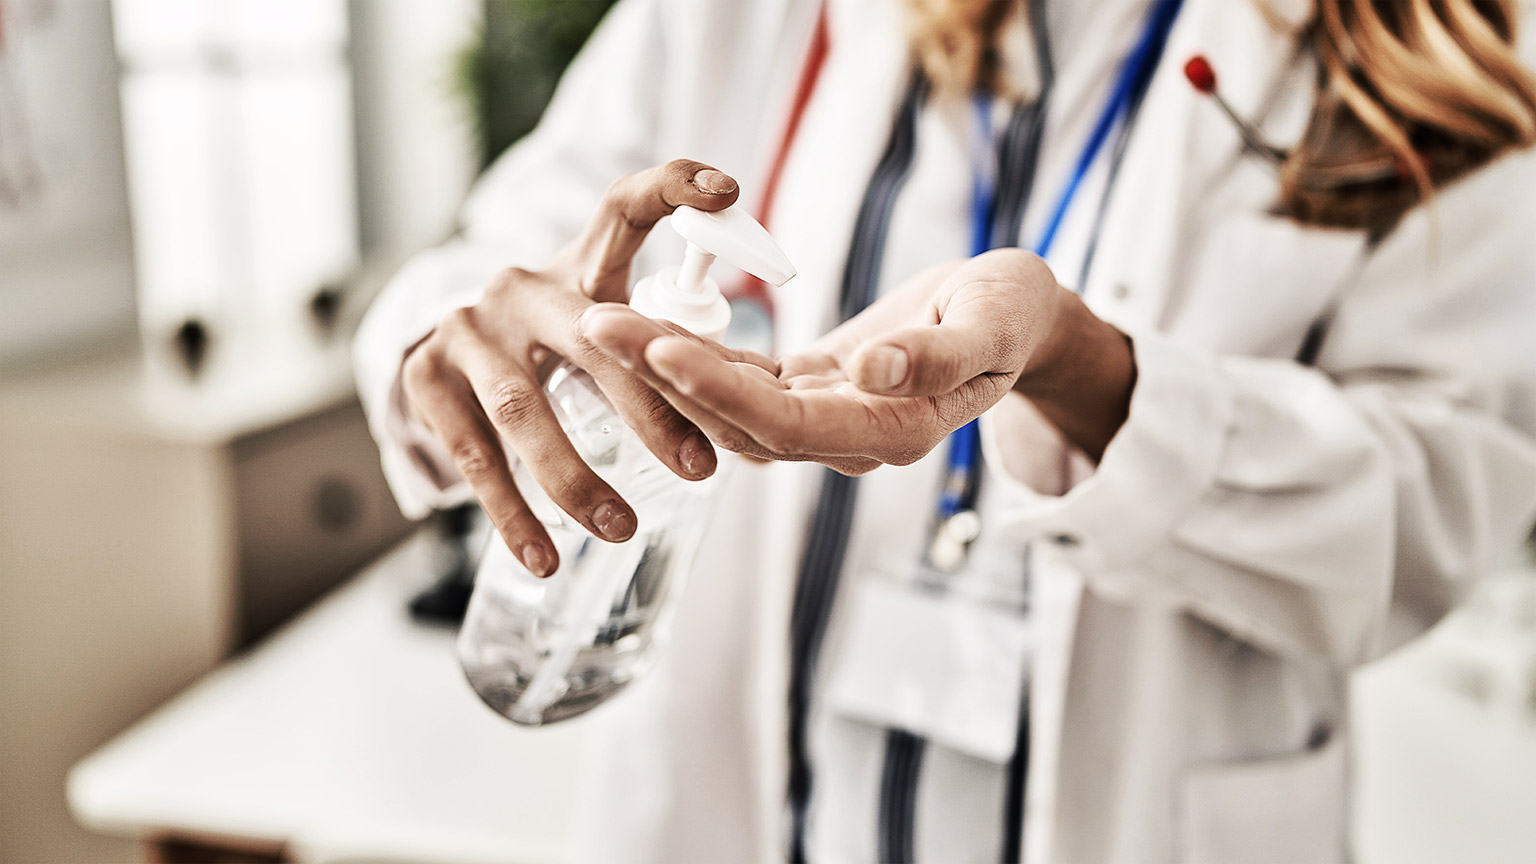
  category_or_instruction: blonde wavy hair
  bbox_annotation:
[906,0,1536,230]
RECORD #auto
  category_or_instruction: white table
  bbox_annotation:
[69,532,1536,864]
[1351,566,1536,864]
[68,535,597,864]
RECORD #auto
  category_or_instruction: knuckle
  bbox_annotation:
[561,463,601,497]
[665,158,702,176]
[401,345,445,392]
[490,265,535,296]
[598,175,629,204]
[490,515,523,546]
[438,305,479,338]
[597,177,645,226]
[536,459,592,503]
[664,158,707,187]
[488,377,542,430]
[637,390,680,429]
[564,315,610,367]
[451,440,500,480]
[491,511,538,549]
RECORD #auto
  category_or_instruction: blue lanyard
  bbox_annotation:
[935,0,1184,525]
[934,96,998,520]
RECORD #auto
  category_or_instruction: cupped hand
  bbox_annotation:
[581,248,1085,476]
[400,160,760,576]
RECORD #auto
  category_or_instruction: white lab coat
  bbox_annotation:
[353,0,1536,861]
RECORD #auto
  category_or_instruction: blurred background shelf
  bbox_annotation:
[0,337,412,862]
[0,0,484,857]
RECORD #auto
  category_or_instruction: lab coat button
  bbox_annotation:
[1112,282,1131,300]
[1049,532,1081,547]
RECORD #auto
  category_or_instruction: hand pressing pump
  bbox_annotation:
[458,203,796,725]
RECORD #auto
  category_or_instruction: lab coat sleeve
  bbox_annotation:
[352,0,666,519]
[989,149,1536,666]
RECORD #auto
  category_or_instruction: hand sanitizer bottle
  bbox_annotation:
[458,203,795,726]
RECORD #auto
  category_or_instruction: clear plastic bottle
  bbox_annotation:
[457,204,795,726]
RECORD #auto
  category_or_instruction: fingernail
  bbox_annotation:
[593,500,636,541]
[864,346,909,391]
[678,432,716,478]
[694,169,736,195]
[521,543,554,578]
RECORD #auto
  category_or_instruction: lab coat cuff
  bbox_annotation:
[375,375,476,520]
[986,329,1234,579]
[354,250,498,519]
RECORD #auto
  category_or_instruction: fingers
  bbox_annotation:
[644,336,876,458]
[599,373,722,481]
[808,260,959,359]
[847,321,1000,398]
[848,249,1057,398]
[581,303,778,376]
[584,307,941,472]
[529,299,725,482]
[580,305,780,460]
[569,159,741,302]
[449,335,638,546]
[401,350,557,576]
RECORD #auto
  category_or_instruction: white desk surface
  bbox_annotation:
[68,531,1536,864]
[67,534,597,864]
[1353,658,1536,864]
[1351,567,1536,864]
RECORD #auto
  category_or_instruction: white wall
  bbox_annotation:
[348,0,481,275]
[0,0,136,367]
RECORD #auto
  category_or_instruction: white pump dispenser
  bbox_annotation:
[457,203,795,727]
[630,205,797,340]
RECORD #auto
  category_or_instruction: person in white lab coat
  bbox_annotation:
[355,0,1536,861]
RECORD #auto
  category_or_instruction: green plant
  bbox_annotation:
[453,0,620,171]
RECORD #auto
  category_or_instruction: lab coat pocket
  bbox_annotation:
[824,580,1032,764]
[1177,728,1348,864]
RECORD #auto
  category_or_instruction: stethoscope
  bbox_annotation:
[781,2,1195,859]
[775,4,1412,859]
[1181,52,1411,186]
[926,0,1186,572]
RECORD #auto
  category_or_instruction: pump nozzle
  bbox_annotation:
[629,204,796,341]
[670,206,796,287]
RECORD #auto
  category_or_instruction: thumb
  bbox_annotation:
[571,160,740,303]
[851,250,1056,397]
[848,323,992,397]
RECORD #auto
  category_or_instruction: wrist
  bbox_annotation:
[1013,289,1111,396]
[1011,290,1136,460]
